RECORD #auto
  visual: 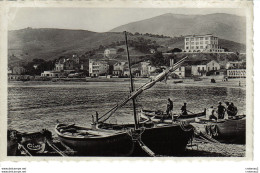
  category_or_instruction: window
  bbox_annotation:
[198,67,200,71]
[202,67,204,71]
[186,42,189,45]
[196,42,199,45]
[200,37,203,40]
[179,73,182,75]
[200,46,203,49]
[191,42,194,45]
[205,37,209,40]
[191,38,194,41]
[186,47,189,49]
[196,38,199,41]
[186,38,189,41]
[196,46,199,49]
[179,67,181,71]
[191,46,194,49]
[205,41,208,44]
[200,41,203,44]
[208,67,210,71]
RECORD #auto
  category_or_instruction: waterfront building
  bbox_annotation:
[55,55,87,72]
[227,69,246,78]
[89,59,109,77]
[64,60,75,70]
[112,62,127,77]
[184,34,225,53]
[41,71,60,78]
[172,66,186,78]
[226,61,244,69]
[191,60,220,76]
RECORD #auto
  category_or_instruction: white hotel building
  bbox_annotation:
[184,34,224,53]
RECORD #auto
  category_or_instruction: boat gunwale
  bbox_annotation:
[55,124,129,139]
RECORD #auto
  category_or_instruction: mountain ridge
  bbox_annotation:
[110,13,246,44]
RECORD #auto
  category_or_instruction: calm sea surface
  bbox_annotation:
[8,81,246,135]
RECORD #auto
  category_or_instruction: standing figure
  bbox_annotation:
[181,103,188,115]
[217,102,226,119]
[166,98,173,116]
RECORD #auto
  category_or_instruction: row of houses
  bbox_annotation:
[170,59,246,78]
[89,59,157,77]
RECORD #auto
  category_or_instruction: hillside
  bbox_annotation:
[8,28,245,65]
[110,13,246,44]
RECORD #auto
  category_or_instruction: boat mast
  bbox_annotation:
[124,31,138,130]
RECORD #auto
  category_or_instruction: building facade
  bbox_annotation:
[191,60,220,76]
[41,71,60,77]
[172,66,186,78]
[227,69,246,78]
[89,59,109,77]
[184,34,224,53]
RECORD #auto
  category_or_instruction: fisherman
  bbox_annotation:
[166,98,173,116]
[181,103,188,115]
[217,102,226,119]
[226,102,238,117]
[206,106,217,120]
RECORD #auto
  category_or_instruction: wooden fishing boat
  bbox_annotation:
[139,109,206,124]
[8,129,72,156]
[55,123,134,156]
[191,115,246,144]
[96,122,194,156]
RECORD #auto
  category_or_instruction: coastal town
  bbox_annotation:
[6,6,250,159]
[8,34,246,82]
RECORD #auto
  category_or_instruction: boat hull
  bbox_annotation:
[98,123,194,156]
[134,124,194,156]
[140,110,205,124]
[192,118,246,144]
[55,124,134,156]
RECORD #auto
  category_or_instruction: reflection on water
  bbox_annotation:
[8,81,246,135]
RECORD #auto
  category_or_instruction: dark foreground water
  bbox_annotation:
[8,81,246,135]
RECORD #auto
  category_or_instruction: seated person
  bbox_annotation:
[206,106,217,121]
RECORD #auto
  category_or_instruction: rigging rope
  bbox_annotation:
[98,56,189,122]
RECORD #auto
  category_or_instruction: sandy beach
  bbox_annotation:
[169,77,246,89]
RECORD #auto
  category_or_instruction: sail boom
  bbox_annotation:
[100,56,188,122]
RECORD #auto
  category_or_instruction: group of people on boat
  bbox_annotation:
[166,98,188,116]
[206,102,238,120]
[165,98,238,120]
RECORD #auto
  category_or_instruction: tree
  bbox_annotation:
[151,52,168,67]
[167,48,182,53]
[117,48,125,53]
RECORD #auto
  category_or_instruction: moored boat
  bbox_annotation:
[139,109,206,124]
[55,123,134,156]
[8,129,72,156]
[96,122,194,156]
[191,115,246,144]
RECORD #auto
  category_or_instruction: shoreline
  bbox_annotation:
[8,77,246,89]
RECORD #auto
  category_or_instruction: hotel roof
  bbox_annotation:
[184,34,217,38]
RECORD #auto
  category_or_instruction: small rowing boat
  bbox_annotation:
[139,109,206,124]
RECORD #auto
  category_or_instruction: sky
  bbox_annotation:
[8,8,246,32]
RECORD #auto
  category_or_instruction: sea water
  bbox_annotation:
[8,81,246,135]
